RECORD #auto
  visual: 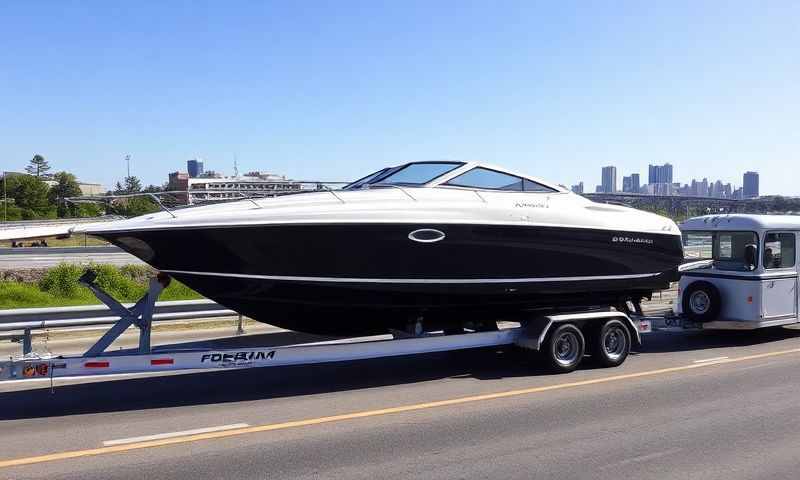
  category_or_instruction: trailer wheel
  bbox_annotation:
[682,281,721,322]
[543,323,585,373]
[593,319,631,368]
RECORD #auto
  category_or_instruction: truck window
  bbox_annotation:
[683,232,713,259]
[713,231,758,271]
[764,233,796,269]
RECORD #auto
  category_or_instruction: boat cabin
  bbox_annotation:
[677,214,799,327]
[342,161,566,193]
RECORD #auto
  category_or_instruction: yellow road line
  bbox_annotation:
[3,346,800,469]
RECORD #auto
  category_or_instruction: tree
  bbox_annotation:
[109,175,159,217]
[114,176,143,195]
[25,154,51,178]
[47,172,83,218]
[2,174,52,219]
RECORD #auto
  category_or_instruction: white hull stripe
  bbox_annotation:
[161,270,662,284]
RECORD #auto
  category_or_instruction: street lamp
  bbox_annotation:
[2,170,6,224]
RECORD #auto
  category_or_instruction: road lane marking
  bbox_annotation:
[2,346,800,469]
[102,424,250,446]
[693,356,729,363]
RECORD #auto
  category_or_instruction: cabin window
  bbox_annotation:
[682,232,713,260]
[764,233,796,269]
[523,179,555,192]
[445,168,523,191]
[713,231,759,271]
[368,162,463,186]
[683,231,758,270]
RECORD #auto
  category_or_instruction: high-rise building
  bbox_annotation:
[622,176,632,193]
[630,173,640,193]
[601,166,617,193]
[187,159,204,178]
[571,182,584,194]
[648,163,673,185]
[743,171,759,198]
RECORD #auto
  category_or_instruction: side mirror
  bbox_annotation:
[744,244,758,271]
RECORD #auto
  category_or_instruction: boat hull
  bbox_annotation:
[99,223,683,335]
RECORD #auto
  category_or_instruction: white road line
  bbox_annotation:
[102,423,250,446]
[693,356,729,364]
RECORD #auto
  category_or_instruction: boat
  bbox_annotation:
[1,161,685,335]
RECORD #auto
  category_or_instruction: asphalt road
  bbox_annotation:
[2,326,800,479]
[0,248,142,268]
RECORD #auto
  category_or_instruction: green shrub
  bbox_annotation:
[3,264,203,309]
[91,264,145,301]
[38,263,84,297]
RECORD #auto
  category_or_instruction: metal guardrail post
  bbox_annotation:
[236,314,245,335]
[22,328,31,355]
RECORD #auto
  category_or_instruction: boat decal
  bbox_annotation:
[161,270,662,284]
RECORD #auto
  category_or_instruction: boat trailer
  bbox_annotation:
[1,274,648,384]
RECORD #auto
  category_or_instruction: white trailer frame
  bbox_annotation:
[0,273,644,382]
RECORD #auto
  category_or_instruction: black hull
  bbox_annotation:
[100,223,683,335]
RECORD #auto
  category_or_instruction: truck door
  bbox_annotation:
[762,232,798,319]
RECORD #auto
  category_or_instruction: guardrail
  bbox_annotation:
[0,299,236,332]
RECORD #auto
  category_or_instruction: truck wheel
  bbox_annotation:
[543,323,585,373]
[593,319,631,368]
[682,281,721,322]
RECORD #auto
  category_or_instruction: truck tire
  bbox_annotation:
[543,323,585,373]
[592,319,631,368]
[682,281,721,322]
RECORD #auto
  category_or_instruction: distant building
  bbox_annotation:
[743,171,759,198]
[187,159,204,178]
[601,166,617,193]
[167,172,190,203]
[622,176,632,193]
[630,173,640,193]
[648,163,673,185]
[40,178,104,196]
[187,172,302,204]
[76,182,104,196]
[571,182,584,194]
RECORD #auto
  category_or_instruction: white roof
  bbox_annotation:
[680,214,800,231]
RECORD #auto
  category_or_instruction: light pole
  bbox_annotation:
[2,170,6,224]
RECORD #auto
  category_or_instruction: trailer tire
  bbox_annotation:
[592,319,631,368]
[682,281,721,322]
[543,323,585,373]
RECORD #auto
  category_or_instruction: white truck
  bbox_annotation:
[671,214,798,329]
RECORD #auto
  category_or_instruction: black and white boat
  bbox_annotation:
[3,161,684,335]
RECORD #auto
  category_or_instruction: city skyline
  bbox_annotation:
[590,162,759,199]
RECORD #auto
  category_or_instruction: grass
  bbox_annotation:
[0,263,203,309]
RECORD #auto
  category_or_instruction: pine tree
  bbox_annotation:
[25,154,51,178]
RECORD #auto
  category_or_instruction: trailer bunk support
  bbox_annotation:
[80,271,168,357]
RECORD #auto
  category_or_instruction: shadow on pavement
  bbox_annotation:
[637,326,800,354]
[0,347,550,420]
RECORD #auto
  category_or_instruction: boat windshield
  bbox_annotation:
[342,168,394,190]
[682,231,759,271]
[344,162,463,189]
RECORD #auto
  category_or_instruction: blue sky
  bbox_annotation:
[1,1,798,194]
